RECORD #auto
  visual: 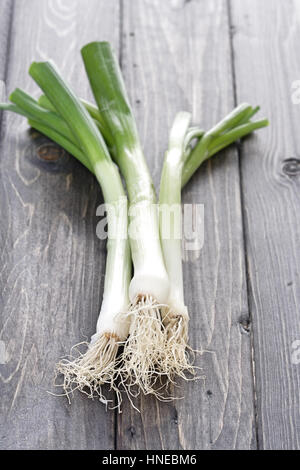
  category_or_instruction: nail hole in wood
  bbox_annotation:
[238,315,251,334]
[172,408,178,425]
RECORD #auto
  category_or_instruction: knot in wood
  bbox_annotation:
[282,158,300,176]
[37,143,65,162]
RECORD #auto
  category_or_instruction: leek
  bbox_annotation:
[82,42,170,396]
[28,61,131,404]
[0,42,269,404]
[159,106,268,379]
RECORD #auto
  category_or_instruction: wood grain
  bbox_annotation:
[117,0,256,450]
[0,0,14,131]
[230,0,300,450]
[0,0,13,81]
[0,0,120,450]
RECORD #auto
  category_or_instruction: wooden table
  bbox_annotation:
[0,0,299,450]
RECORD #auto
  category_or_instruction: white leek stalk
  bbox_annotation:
[159,112,195,379]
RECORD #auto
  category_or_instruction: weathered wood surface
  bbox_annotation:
[0,0,13,123]
[230,0,300,450]
[0,0,299,451]
[0,0,13,82]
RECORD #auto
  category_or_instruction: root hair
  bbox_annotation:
[55,332,123,409]
[162,308,196,380]
[119,294,171,400]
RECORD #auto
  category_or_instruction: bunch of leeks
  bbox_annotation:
[0,42,268,407]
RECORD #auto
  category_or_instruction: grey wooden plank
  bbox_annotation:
[0,0,120,450]
[0,0,14,130]
[0,0,13,81]
[230,0,300,450]
[117,0,256,450]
